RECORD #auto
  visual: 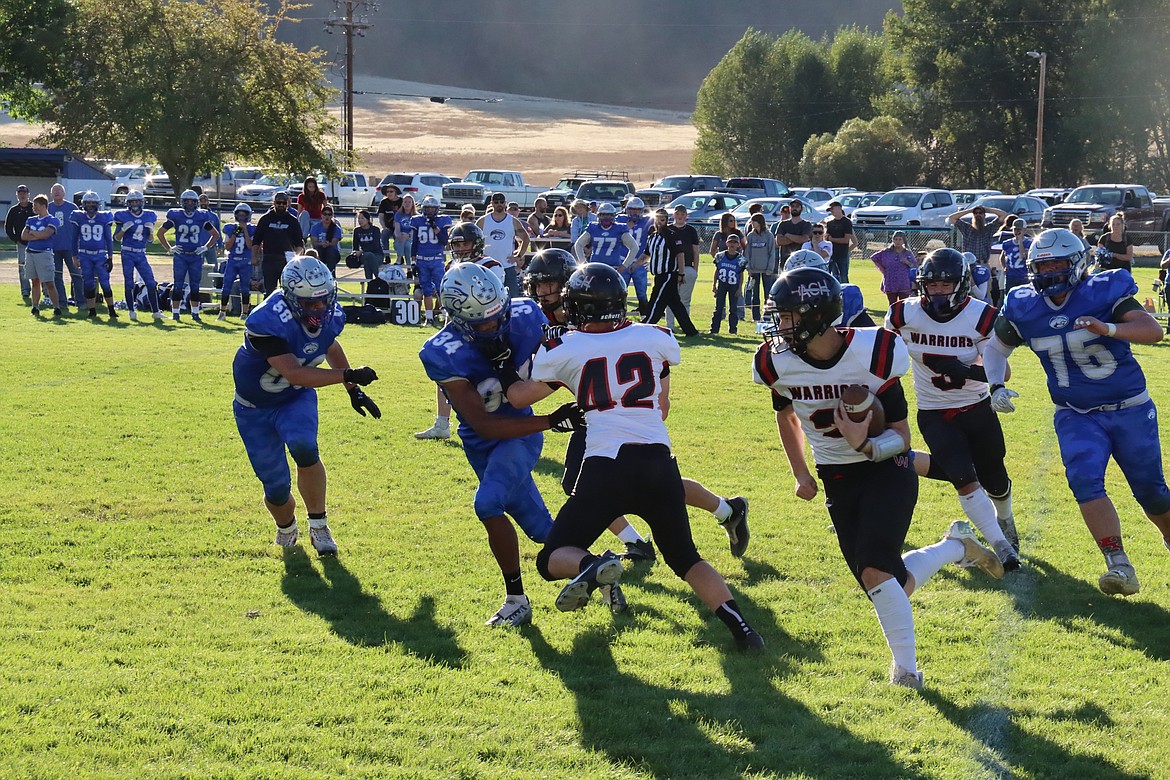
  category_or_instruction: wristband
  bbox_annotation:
[989,383,1005,394]
[1106,322,1118,338]
[865,429,905,462]
[496,362,523,393]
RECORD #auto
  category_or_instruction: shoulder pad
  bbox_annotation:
[1086,268,1138,299]
[753,341,780,386]
[869,326,901,379]
[974,302,998,337]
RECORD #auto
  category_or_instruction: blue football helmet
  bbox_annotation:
[1028,228,1089,297]
[81,190,101,214]
[180,189,199,214]
[440,262,510,343]
[126,189,145,214]
[280,255,337,331]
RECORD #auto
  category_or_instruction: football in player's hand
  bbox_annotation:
[840,384,885,436]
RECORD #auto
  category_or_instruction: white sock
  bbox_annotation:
[713,498,732,522]
[867,580,917,672]
[425,310,433,321]
[616,524,645,544]
[903,539,964,589]
[959,488,1008,546]
[308,514,328,530]
[172,304,181,314]
[989,484,1013,520]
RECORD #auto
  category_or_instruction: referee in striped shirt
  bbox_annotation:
[643,208,699,336]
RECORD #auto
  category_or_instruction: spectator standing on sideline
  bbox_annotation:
[870,230,917,304]
[1068,219,1092,251]
[948,204,1007,266]
[310,206,343,275]
[198,193,222,268]
[569,199,594,245]
[1001,220,1034,292]
[1097,213,1134,271]
[252,191,305,296]
[6,184,34,303]
[542,206,572,239]
[478,192,530,297]
[219,202,256,320]
[297,176,328,238]
[458,205,477,224]
[22,194,61,316]
[710,233,746,334]
[113,190,162,321]
[47,183,82,311]
[801,225,833,260]
[351,209,383,283]
[824,200,855,282]
[527,197,551,237]
[376,183,403,258]
[774,199,813,266]
[669,204,701,331]
[743,213,779,321]
[643,208,699,336]
[710,212,745,321]
[394,195,418,263]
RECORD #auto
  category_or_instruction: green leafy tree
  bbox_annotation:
[0,0,73,118]
[11,0,339,194]
[800,116,924,191]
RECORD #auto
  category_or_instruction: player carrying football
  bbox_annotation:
[984,228,1170,596]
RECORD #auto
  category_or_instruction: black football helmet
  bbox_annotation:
[918,247,970,317]
[764,268,842,354]
[524,248,578,305]
[448,221,485,260]
[563,262,628,327]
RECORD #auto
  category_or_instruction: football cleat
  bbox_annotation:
[945,520,1004,578]
[890,664,924,690]
[414,420,451,440]
[172,312,180,322]
[485,596,532,627]
[720,497,750,558]
[274,522,299,548]
[555,550,622,612]
[128,310,137,321]
[997,514,1020,553]
[599,583,628,614]
[994,540,1021,572]
[217,310,227,321]
[735,628,766,652]
[153,310,166,321]
[620,538,656,562]
[309,525,338,556]
[31,307,39,316]
[191,312,203,323]
[1098,563,1140,596]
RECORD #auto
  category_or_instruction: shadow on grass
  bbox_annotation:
[281,551,467,668]
[526,607,918,780]
[923,691,1150,780]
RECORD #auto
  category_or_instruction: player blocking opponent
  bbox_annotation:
[756,267,1002,687]
[419,263,585,627]
[232,256,382,555]
[113,190,162,321]
[984,228,1170,596]
[502,263,764,651]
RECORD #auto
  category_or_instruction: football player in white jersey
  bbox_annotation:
[886,248,1020,570]
[754,267,1002,688]
[501,263,765,651]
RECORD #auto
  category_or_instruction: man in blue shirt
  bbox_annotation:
[21,194,62,316]
[198,193,223,268]
[233,255,381,555]
[47,183,83,311]
[1001,220,1033,293]
[114,190,162,321]
[409,195,452,327]
[985,228,1170,596]
[418,263,584,627]
[158,189,220,322]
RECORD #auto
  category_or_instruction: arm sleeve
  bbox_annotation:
[983,334,1015,387]
[993,313,1025,347]
[245,333,292,357]
[1112,297,1145,318]
[876,379,908,424]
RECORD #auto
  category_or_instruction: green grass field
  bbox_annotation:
[3,263,1170,780]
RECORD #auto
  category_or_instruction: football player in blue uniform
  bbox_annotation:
[784,249,875,326]
[220,203,256,321]
[573,202,640,272]
[114,190,162,321]
[984,228,1170,596]
[233,256,381,555]
[419,263,584,628]
[619,197,651,314]
[70,191,118,319]
[409,195,452,327]
[158,189,220,322]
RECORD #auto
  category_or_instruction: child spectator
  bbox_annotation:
[710,233,746,334]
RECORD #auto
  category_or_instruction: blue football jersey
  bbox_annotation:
[409,214,452,258]
[165,208,216,252]
[222,223,255,262]
[619,214,651,255]
[585,221,632,266]
[714,252,745,286]
[70,210,115,254]
[114,209,157,251]
[970,263,992,301]
[842,283,866,326]
[1002,237,1032,282]
[232,291,346,408]
[419,298,548,444]
[1001,269,1146,409]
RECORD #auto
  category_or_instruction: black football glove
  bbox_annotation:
[105,256,114,272]
[548,402,586,433]
[922,354,971,384]
[343,366,379,386]
[542,324,569,342]
[348,386,381,418]
[478,337,512,366]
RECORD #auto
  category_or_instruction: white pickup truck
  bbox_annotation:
[442,170,546,211]
[288,172,377,210]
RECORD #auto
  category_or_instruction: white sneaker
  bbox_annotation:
[217,310,227,321]
[309,524,338,556]
[485,596,532,627]
[414,421,451,440]
[890,664,924,690]
[275,522,299,547]
[1098,563,1140,596]
[128,310,137,321]
[945,520,1004,578]
[153,310,165,321]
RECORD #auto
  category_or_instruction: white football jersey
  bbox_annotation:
[530,322,680,459]
[885,296,997,410]
[752,327,910,465]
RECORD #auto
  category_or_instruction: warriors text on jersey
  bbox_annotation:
[529,321,680,459]
[419,298,548,444]
[886,297,997,410]
[997,270,1147,410]
[584,221,633,267]
[753,327,909,465]
[232,292,346,408]
[114,209,157,252]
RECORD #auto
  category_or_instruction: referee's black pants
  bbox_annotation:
[644,272,698,336]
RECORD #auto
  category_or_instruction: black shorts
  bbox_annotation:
[542,444,702,579]
[917,398,1009,495]
[817,455,918,589]
[561,429,586,496]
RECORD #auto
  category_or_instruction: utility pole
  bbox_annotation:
[1026,51,1047,190]
[325,0,376,164]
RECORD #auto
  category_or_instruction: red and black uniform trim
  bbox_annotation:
[886,300,907,331]
[754,341,780,386]
[869,328,899,379]
[974,304,999,337]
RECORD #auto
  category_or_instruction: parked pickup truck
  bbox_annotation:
[638,174,724,207]
[1041,184,1170,233]
[540,170,629,210]
[717,177,791,199]
[287,172,377,210]
[442,170,546,211]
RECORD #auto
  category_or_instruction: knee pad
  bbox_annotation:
[535,546,555,581]
[172,288,185,302]
[83,283,97,300]
[979,468,1011,500]
[287,440,320,469]
[264,483,292,507]
[662,549,702,580]
[986,477,1012,502]
[472,481,507,522]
